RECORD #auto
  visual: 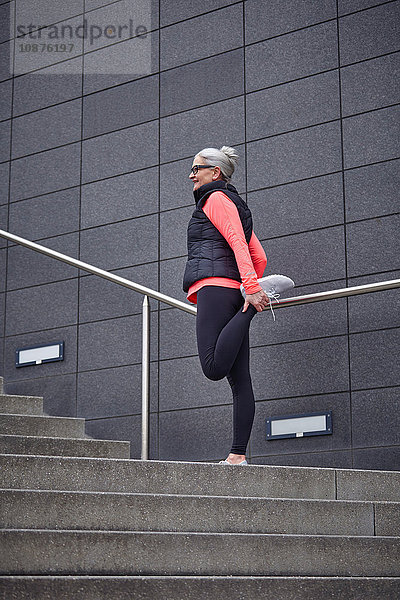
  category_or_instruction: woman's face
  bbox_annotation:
[189,155,220,191]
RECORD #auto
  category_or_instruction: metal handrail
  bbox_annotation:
[1,228,399,461]
[2,229,398,311]
[0,229,197,315]
[262,278,400,309]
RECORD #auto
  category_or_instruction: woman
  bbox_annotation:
[183,146,269,465]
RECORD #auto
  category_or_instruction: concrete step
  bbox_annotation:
[0,394,43,415]
[1,454,400,502]
[0,435,130,459]
[1,530,399,577]
[1,489,399,537]
[0,414,86,439]
[1,576,400,600]
[0,377,3,393]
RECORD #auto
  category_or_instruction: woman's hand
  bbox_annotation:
[242,289,270,313]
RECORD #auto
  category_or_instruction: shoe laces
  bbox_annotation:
[266,288,280,321]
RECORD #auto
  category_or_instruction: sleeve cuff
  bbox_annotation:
[243,283,263,295]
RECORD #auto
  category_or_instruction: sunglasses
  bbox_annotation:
[190,165,216,176]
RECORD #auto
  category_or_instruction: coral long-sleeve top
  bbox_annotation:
[187,191,267,304]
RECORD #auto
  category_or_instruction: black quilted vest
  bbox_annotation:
[183,180,253,292]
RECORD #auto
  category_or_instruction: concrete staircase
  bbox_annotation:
[0,376,399,599]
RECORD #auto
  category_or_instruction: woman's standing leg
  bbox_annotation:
[227,329,255,456]
[196,286,257,461]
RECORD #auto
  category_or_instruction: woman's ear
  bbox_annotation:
[212,166,222,180]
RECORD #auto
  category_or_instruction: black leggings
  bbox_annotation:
[196,286,257,455]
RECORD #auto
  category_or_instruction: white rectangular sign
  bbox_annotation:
[271,414,327,436]
[16,343,63,366]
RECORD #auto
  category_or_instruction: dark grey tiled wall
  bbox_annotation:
[1,0,399,470]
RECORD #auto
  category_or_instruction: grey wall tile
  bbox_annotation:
[0,162,9,205]
[9,188,80,239]
[83,30,159,94]
[251,281,348,347]
[78,262,159,322]
[247,71,340,141]
[343,106,400,169]
[352,387,400,448]
[338,0,393,15]
[345,159,400,221]
[14,15,84,75]
[0,40,13,83]
[247,121,342,190]
[346,214,400,277]
[160,206,193,260]
[261,226,346,286]
[159,404,233,461]
[251,336,350,400]
[341,53,400,117]
[5,374,77,417]
[81,166,159,228]
[246,22,338,92]
[7,233,79,289]
[85,0,158,19]
[248,173,344,239]
[3,325,77,383]
[160,3,243,70]
[83,75,159,138]
[11,99,82,159]
[353,446,400,471]
[82,120,158,183]
[0,249,6,292]
[350,328,400,389]
[15,0,83,24]
[159,307,197,360]
[348,271,400,332]
[160,158,198,211]
[0,119,11,162]
[160,0,235,26]
[79,214,158,271]
[0,204,8,247]
[251,450,353,468]
[160,97,245,163]
[339,2,400,65]
[159,355,230,411]
[250,393,351,457]
[77,362,158,418]
[245,0,336,44]
[160,49,243,117]
[85,413,158,459]
[10,143,81,202]
[0,79,12,120]
[78,311,158,371]
[85,0,124,10]
[0,292,4,334]
[5,279,79,335]
[13,59,83,116]
[83,0,152,52]
[0,1,14,44]
[160,256,188,304]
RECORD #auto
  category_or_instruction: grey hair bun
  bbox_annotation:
[219,146,239,169]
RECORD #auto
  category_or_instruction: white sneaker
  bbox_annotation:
[240,274,295,300]
[240,274,295,321]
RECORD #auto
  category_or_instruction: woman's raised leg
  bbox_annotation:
[196,286,257,382]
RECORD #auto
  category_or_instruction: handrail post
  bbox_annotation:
[141,295,150,460]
